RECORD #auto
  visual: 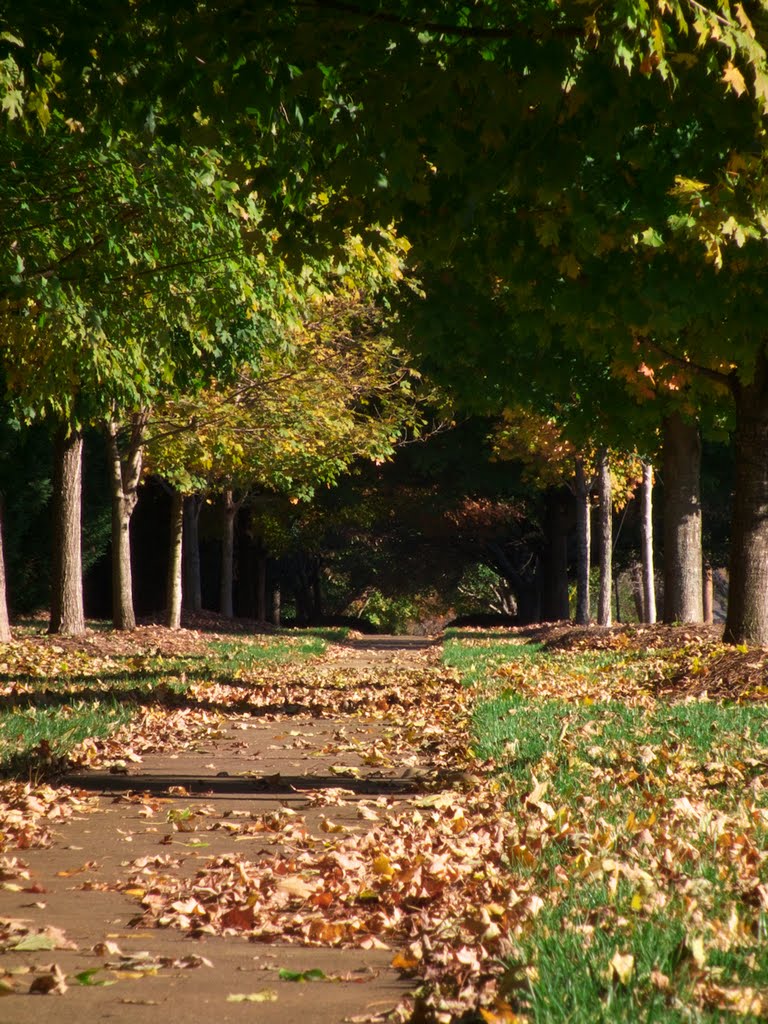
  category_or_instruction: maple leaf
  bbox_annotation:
[722,61,747,97]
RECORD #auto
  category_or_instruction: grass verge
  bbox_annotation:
[0,629,331,775]
[455,633,768,1023]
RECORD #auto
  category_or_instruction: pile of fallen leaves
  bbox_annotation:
[0,783,96,852]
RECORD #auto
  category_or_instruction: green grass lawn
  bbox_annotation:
[0,629,334,776]
[453,634,768,1023]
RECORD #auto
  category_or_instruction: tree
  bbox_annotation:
[640,462,657,623]
[8,1,768,640]
[144,274,435,622]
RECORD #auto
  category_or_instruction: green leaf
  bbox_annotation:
[74,968,115,987]
[277,968,328,982]
[11,934,56,951]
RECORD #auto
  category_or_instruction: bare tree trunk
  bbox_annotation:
[183,494,202,613]
[574,456,592,625]
[724,346,768,644]
[597,449,612,627]
[663,413,703,623]
[703,564,714,624]
[106,413,147,631]
[631,564,645,621]
[220,489,239,618]
[165,490,184,629]
[49,426,85,636]
[640,461,657,624]
[256,551,267,622]
[0,499,11,643]
[540,490,570,621]
[270,579,281,628]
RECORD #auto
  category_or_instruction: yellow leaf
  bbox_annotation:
[651,17,665,56]
[372,853,395,878]
[723,61,747,97]
[631,893,643,912]
[391,950,421,970]
[610,951,634,985]
[690,935,706,969]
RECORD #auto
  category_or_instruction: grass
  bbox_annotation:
[0,629,333,775]
[453,636,768,1023]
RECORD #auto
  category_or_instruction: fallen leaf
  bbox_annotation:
[278,968,327,982]
[227,990,278,1002]
[610,951,634,985]
[29,964,67,995]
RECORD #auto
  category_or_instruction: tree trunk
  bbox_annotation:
[0,499,11,643]
[540,490,570,621]
[165,490,184,629]
[631,564,645,621]
[106,413,147,631]
[49,426,85,635]
[270,579,281,628]
[724,348,768,644]
[574,457,592,625]
[703,564,714,624]
[256,551,267,622]
[662,413,703,623]
[640,461,657,624]
[183,494,202,613]
[597,449,612,627]
[220,489,238,618]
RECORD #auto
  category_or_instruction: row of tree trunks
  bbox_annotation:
[29,368,768,644]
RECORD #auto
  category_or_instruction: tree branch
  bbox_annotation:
[643,338,737,393]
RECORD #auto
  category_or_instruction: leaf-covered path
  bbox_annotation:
[0,634,473,1023]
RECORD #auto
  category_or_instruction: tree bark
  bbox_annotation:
[724,347,768,643]
[165,490,184,629]
[220,489,239,618]
[662,413,703,623]
[106,413,147,631]
[703,564,714,624]
[49,426,85,635]
[640,461,657,624]
[183,494,202,613]
[256,551,267,622]
[270,579,281,628]
[574,456,592,625]
[631,564,645,621]
[597,449,612,627]
[540,490,570,621]
[0,498,12,643]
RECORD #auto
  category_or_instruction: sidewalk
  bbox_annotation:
[0,639,448,1023]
